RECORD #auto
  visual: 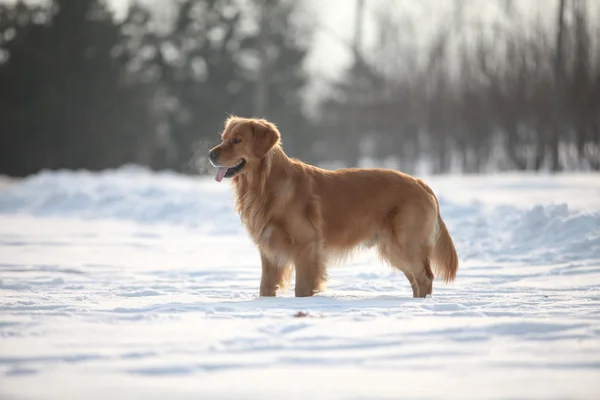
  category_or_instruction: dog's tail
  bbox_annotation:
[431,213,459,283]
[417,179,459,283]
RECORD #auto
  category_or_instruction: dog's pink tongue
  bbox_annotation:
[215,167,228,182]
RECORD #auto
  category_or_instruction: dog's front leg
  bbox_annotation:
[293,242,327,297]
[259,252,291,297]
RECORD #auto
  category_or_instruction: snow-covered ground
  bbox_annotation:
[1,166,599,400]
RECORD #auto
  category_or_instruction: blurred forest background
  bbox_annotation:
[0,0,599,177]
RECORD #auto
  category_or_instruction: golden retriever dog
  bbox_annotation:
[208,116,458,298]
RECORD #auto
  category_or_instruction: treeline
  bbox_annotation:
[0,0,313,176]
[1,0,598,177]
[318,0,600,173]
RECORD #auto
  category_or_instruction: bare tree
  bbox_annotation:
[550,0,567,172]
[314,0,600,174]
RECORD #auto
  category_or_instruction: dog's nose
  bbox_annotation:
[209,149,219,160]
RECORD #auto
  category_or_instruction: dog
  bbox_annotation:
[208,116,458,298]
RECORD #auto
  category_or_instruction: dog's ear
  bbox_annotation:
[251,119,280,158]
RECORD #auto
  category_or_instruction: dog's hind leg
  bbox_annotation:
[378,237,433,298]
[293,241,327,297]
[259,252,292,297]
[378,203,436,298]
[402,254,433,298]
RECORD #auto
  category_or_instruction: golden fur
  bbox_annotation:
[209,116,459,298]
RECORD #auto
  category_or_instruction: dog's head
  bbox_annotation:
[208,116,281,182]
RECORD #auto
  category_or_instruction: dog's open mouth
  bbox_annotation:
[214,159,246,182]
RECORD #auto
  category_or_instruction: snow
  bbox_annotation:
[1,166,599,400]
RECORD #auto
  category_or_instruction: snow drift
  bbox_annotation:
[1,166,598,263]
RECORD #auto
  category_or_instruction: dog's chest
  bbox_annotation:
[236,192,271,237]
[237,190,295,244]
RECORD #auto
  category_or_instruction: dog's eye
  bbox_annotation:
[233,137,241,144]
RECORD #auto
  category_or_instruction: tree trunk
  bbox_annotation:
[253,1,268,117]
[550,0,566,172]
